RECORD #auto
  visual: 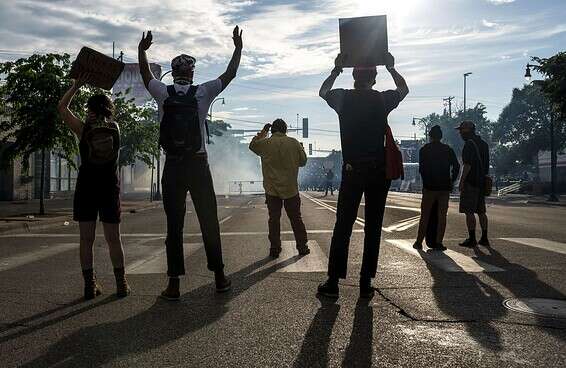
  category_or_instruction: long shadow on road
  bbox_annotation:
[19,253,303,368]
[420,249,506,352]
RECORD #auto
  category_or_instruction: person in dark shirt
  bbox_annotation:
[456,120,490,247]
[323,168,335,196]
[413,125,460,250]
[317,52,409,299]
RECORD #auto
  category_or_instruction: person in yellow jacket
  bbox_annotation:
[249,119,310,258]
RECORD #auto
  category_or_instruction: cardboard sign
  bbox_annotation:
[69,47,125,90]
[339,15,388,67]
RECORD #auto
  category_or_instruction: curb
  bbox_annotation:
[0,202,161,235]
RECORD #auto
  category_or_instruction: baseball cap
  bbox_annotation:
[455,120,476,131]
[171,54,196,73]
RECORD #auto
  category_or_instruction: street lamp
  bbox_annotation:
[153,69,173,201]
[523,62,559,202]
[463,72,472,113]
[208,97,225,129]
[412,117,428,137]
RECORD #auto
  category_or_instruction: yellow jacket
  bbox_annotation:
[249,132,307,199]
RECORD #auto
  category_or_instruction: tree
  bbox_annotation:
[491,83,566,176]
[532,52,566,120]
[419,103,493,155]
[0,54,88,215]
[113,92,159,170]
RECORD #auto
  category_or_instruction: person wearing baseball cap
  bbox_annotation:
[137,26,243,300]
[317,52,409,299]
[456,120,491,248]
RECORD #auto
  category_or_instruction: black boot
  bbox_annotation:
[82,269,102,300]
[317,278,339,298]
[160,277,180,301]
[479,230,490,246]
[114,267,131,298]
[215,271,232,293]
[359,278,375,299]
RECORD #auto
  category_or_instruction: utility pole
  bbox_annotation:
[443,96,455,117]
[463,72,472,113]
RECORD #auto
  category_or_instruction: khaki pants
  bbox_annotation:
[416,189,450,245]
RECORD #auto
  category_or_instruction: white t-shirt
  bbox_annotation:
[148,78,223,153]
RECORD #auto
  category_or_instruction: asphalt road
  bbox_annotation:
[1,191,565,367]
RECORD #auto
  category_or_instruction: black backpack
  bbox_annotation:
[160,85,204,155]
[84,122,120,166]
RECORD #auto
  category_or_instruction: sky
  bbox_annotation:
[1,0,565,155]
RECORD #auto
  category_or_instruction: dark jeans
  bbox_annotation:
[265,194,308,250]
[328,163,390,280]
[162,154,224,277]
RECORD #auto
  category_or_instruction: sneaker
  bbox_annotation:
[159,277,180,301]
[269,248,281,258]
[317,280,339,298]
[359,281,375,299]
[478,237,491,247]
[429,243,447,251]
[215,273,232,293]
[297,245,311,256]
[412,242,423,250]
[459,238,477,248]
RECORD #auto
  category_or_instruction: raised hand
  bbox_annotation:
[233,26,243,50]
[138,31,153,51]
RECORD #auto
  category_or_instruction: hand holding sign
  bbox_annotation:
[384,52,395,70]
[69,47,125,90]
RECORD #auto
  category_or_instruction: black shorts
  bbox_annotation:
[73,170,121,223]
[459,183,486,214]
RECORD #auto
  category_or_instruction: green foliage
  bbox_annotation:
[419,103,493,155]
[207,119,231,139]
[0,53,88,171]
[532,52,566,120]
[112,92,159,168]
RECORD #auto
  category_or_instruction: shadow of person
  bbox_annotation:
[293,295,340,368]
[342,299,374,368]
[472,245,566,337]
[19,253,303,368]
[419,249,505,352]
[0,297,116,343]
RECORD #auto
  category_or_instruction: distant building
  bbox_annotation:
[538,151,566,187]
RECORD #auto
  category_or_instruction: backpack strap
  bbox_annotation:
[166,85,177,97]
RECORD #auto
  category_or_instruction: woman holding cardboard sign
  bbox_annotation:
[57,73,130,300]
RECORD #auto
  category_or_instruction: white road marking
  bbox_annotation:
[219,215,233,225]
[302,192,368,229]
[254,240,327,273]
[383,215,421,232]
[385,205,421,213]
[500,238,566,255]
[386,239,504,273]
[127,243,202,274]
[0,243,76,272]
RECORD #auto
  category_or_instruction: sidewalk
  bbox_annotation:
[0,192,160,234]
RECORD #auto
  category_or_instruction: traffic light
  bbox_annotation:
[308,143,313,156]
[302,118,308,138]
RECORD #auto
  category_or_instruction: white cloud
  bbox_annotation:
[485,0,516,4]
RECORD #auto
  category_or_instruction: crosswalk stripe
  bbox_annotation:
[383,215,421,232]
[386,239,504,272]
[0,243,76,272]
[500,238,566,255]
[255,240,328,273]
[302,192,371,230]
[0,230,366,238]
[127,243,202,274]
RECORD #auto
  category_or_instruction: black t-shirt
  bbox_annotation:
[461,135,489,187]
[419,142,460,191]
[324,88,401,165]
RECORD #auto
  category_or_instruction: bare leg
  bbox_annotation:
[102,222,125,268]
[79,221,96,270]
